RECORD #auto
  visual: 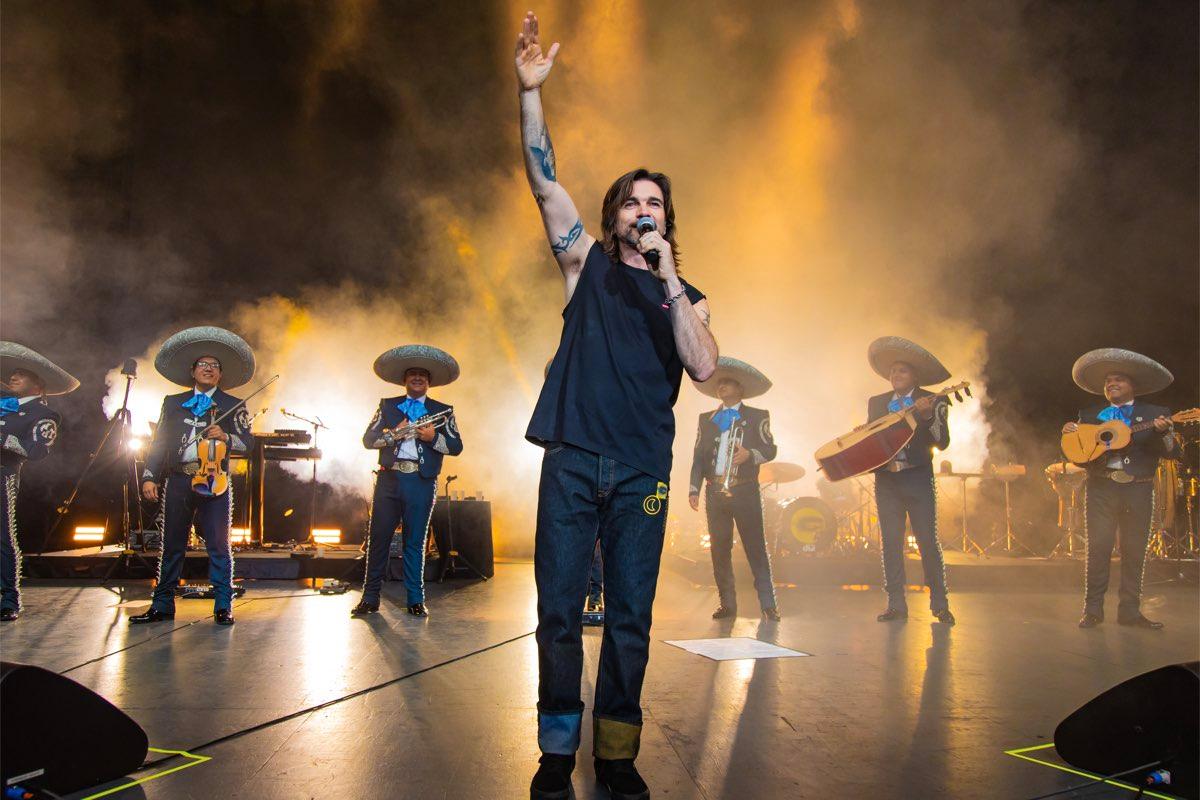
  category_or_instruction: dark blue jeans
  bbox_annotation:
[361,470,437,606]
[1,470,21,612]
[535,443,668,761]
[587,539,604,604]
[151,475,235,613]
[875,465,948,613]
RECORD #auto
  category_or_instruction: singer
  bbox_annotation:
[516,11,719,799]
[132,326,256,627]
[352,344,463,619]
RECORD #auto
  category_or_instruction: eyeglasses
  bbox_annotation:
[195,361,221,370]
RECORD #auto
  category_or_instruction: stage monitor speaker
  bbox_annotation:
[1055,661,1198,799]
[1,661,149,795]
[429,499,494,578]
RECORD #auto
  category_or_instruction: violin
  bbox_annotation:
[192,406,229,497]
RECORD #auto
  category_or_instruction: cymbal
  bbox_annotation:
[1044,462,1086,477]
[760,462,806,484]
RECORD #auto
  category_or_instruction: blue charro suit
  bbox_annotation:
[360,395,463,605]
[0,393,62,612]
[143,388,254,614]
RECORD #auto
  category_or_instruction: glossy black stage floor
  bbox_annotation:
[2,563,1197,799]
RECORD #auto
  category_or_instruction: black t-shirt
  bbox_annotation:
[527,241,706,482]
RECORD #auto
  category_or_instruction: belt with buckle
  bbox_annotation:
[885,461,918,473]
[390,461,419,474]
[173,463,201,476]
[1099,469,1148,485]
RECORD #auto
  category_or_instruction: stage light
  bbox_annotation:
[311,528,341,544]
[230,527,251,543]
[128,437,146,453]
[74,525,105,542]
[283,508,294,517]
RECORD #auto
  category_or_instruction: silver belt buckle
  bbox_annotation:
[393,461,418,474]
[1108,470,1134,484]
[181,462,200,476]
[886,461,907,473]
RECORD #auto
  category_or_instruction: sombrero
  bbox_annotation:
[868,336,951,386]
[1071,348,1173,396]
[154,326,256,389]
[0,341,79,395]
[374,345,460,387]
[693,357,772,399]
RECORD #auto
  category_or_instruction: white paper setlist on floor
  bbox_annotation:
[663,637,812,661]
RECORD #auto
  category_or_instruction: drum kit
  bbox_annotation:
[761,463,881,558]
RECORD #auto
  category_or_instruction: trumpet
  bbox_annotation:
[384,408,454,443]
[719,424,745,496]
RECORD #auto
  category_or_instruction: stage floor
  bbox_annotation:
[2,564,1197,799]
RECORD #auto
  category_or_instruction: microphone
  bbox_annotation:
[636,215,659,269]
[121,358,138,377]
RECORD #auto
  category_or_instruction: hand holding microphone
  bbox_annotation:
[635,216,675,280]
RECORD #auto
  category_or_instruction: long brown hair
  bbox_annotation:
[600,168,682,268]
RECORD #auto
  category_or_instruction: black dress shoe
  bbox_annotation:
[761,607,781,622]
[1118,614,1164,630]
[0,608,18,622]
[1078,613,1104,628]
[934,609,956,625]
[530,753,575,799]
[595,758,649,800]
[129,608,175,625]
[214,609,235,626]
[407,603,428,617]
[350,601,379,616]
[877,608,908,622]
[711,605,737,620]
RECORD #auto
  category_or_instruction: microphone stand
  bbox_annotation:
[437,474,487,582]
[281,408,327,546]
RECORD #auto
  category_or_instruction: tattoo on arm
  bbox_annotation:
[534,193,547,206]
[529,125,556,182]
[551,219,583,254]
[698,307,711,327]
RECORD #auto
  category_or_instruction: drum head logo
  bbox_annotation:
[790,508,827,550]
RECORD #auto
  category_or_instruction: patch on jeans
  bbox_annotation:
[643,481,668,515]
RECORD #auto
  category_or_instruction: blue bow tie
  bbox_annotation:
[888,395,915,413]
[1097,405,1134,426]
[182,393,214,417]
[712,407,741,433]
[398,397,427,423]
[0,397,20,417]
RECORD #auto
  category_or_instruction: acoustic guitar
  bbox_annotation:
[814,382,972,482]
[1060,408,1200,465]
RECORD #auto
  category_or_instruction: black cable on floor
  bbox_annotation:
[57,593,322,676]
[1021,759,1162,800]
[137,629,535,770]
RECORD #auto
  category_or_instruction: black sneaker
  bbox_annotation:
[595,758,649,800]
[530,753,575,799]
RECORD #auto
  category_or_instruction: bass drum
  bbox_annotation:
[777,497,837,556]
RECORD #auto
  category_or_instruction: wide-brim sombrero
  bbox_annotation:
[868,336,951,387]
[693,357,772,399]
[374,344,460,387]
[0,341,79,395]
[1071,348,1172,396]
[154,326,256,389]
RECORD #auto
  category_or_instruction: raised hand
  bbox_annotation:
[515,11,560,91]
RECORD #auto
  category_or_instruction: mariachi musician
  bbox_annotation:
[866,336,955,625]
[353,345,463,619]
[133,326,256,627]
[688,357,781,621]
[0,342,79,622]
[1064,348,1175,630]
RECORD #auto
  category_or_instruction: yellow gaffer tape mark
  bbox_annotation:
[1004,743,1178,800]
[79,746,212,800]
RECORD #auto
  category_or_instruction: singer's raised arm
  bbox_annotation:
[515,12,594,289]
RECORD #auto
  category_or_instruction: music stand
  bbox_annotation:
[437,475,487,582]
[935,461,986,556]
